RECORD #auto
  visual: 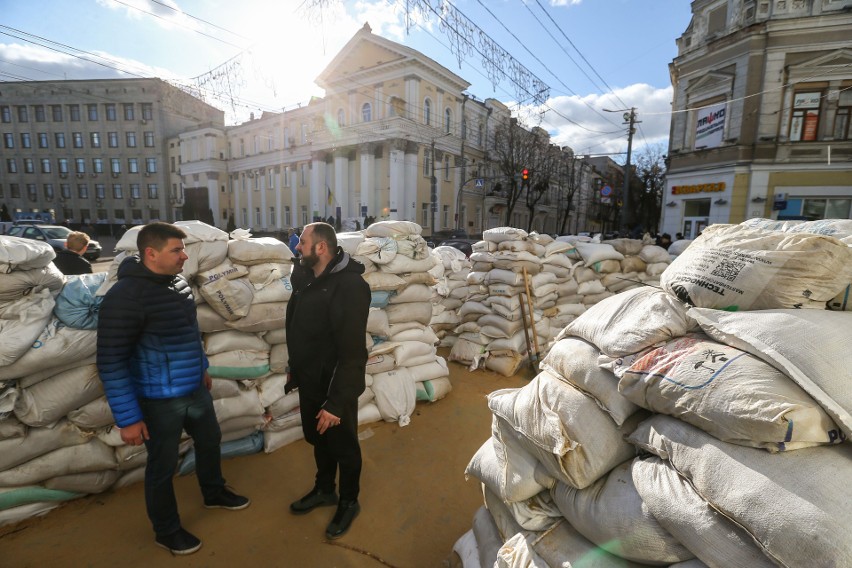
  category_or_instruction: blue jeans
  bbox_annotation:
[140,386,224,536]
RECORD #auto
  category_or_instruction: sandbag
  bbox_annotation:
[0,438,116,486]
[0,290,55,368]
[371,368,416,426]
[14,364,103,427]
[197,276,254,321]
[227,236,293,265]
[53,272,108,330]
[0,236,56,272]
[363,220,421,238]
[224,302,286,333]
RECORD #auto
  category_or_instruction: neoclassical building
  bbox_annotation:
[662,0,852,239]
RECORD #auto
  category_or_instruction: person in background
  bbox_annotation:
[52,231,93,275]
[97,222,249,556]
[285,222,370,540]
[288,227,300,257]
[115,224,127,241]
[675,232,684,241]
[656,232,673,250]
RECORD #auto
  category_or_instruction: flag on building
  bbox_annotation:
[327,186,334,206]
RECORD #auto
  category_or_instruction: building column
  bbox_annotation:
[233,175,241,228]
[246,172,255,230]
[207,174,220,228]
[404,141,419,222]
[274,167,283,229]
[389,139,407,220]
[259,168,268,231]
[311,151,326,222]
[333,150,349,220]
[359,143,375,222]
[290,166,298,227]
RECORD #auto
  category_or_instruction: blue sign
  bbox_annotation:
[600,185,613,197]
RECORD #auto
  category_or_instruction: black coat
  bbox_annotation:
[285,248,370,417]
[52,249,92,275]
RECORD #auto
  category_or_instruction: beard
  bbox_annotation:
[299,244,319,269]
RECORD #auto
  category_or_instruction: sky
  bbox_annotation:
[0,0,694,161]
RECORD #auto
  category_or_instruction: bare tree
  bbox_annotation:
[555,150,587,235]
[490,117,539,226]
[633,143,667,233]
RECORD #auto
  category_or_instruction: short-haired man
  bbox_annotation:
[53,231,93,275]
[286,222,370,539]
[97,222,249,555]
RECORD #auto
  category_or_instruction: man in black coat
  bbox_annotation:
[52,231,93,275]
[285,222,370,540]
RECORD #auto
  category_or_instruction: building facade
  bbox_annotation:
[0,78,223,229]
[662,0,852,239]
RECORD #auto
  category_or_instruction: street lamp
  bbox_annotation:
[603,107,639,233]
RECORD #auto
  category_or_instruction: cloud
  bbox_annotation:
[549,0,583,6]
[95,0,202,32]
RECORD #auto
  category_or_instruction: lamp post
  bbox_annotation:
[603,107,639,234]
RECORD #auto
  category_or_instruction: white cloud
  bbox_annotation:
[549,0,583,6]
[95,0,202,32]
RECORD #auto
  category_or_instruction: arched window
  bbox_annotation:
[361,103,372,122]
[445,108,452,134]
[424,98,432,125]
[337,109,345,127]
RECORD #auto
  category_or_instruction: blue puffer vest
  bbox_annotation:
[96,256,208,427]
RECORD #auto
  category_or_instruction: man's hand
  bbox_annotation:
[204,370,212,391]
[316,409,341,435]
[120,421,150,446]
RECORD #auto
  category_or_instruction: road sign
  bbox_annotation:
[600,185,612,197]
[475,178,484,187]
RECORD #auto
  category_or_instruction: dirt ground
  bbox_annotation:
[0,351,533,567]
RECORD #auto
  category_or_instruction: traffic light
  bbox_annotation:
[522,168,529,182]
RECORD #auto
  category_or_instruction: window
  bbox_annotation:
[337,109,345,126]
[362,103,372,122]
[69,104,80,122]
[21,133,31,148]
[62,184,72,199]
[300,123,308,144]
[3,133,13,148]
[145,158,157,173]
[93,158,104,173]
[832,89,852,140]
[0,106,10,123]
[300,163,307,186]
[113,184,122,199]
[108,132,119,148]
[96,184,106,199]
[27,184,37,202]
[34,105,46,122]
[78,184,88,198]
[268,206,275,227]
[424,99,431,125]
[283,166,290,186]
[52,105,63,122]
[144,131,154,147]
[6,158,17,173]
[477,124,483,146]
[284,205,291,226]
[707,4,727,35]
[126,131,137,147]
[58,158,69,174]
[75,158,85,173]
[421,202,429,227]
[105,104,117,121]
[443,205,450,228]
[423,149,432,177]
[18,106,29,122]
[147,184,158,199]
[301,205,308,226]
[0,184,3,198]
[43,183,54,200]
[445,108,452,134]
[779,197,852,220]
[73,132,83,148]
[90,132,101,148]
[123,103,134,121]
[128,158,139,173]
[790,91,822,142]
[131,183,141,199]
[41,158,51,173]
[242,208,248,226]
[55,132,66,148]
[24,158,34,173]
[283,127,290,148]
[110,158,121,174]
[38,132,49,148]
[141,103,153,121]
[10,183,21,198]
[444,156,451,181]
[87,104,98,121]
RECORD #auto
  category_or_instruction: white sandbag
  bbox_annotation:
[393,341,436,367]
[66,396,114,430]
[667,239,693,256]
[380,253,437,274]
[385,301,432,326]
[629,414,852,567]
[661,224,852,310]
[198,276,254,321]
[497,240,545,257]
[365,307,390,339]
[14,364,103,427]
[194,260,249,288]
[407,358,448,382]
[228,236,293,266]
[400,271,437,288]
[263,424,304,453]
[601,271,639,293]
[263,409,300,432]
[690,308,852,439]
[335,231,364,254]
[465,436,546,504]
[224,302,286,333]
[355,237,398,264]
[488,371,638,489]
[486,331,529,353]
[574,242,624,264]
[244,263,290,288]
[363,220,421,238]
[483,227,528,243]
[255,374,287,408]
[448,337,485,365]
[540,338,638,426]
[44,469,120,494]
[587,259,621,274]
[267,390,299,418]
[0,236,56,272]
[212,388,264,424]
[371,368,416,426]
[581,290,614,305]
[478,314,524,338]
[362,271,406,291]
[451,529,480,568]
[619,333,840,451]
[416,377,451,402]
[204,330,268,355]
[632,456,777,568]
[0,263,64,303]
[645,261,669,277]
[181,240,228,278]
[0,502,61,527]
[558,286,696,357]
[196,304,229,333]
[263,327,286,345]
[483,353,525,377]
[603,238,645,257]
[638,244,671,263]
[550,459,695,564]
[174,220,229,244]
[211,378,242,400]
[0,420,89,471]
[389,283,432,304]
[365,353,397,375]
[207,350,270,379]
[392,234,429,260]
[251,277,292,304]
[357,401,382,425]
[269,343,287,374]
[620,256,648,273]
[0,291,55,367]
[577,279,606,296]
[459,301,491,320]
[0,438,116,486]
[472,506,505,568]
[390,325,438,345]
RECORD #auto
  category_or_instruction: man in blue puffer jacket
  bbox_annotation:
[97,222,250,556]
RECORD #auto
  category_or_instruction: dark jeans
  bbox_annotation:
[300,395,362,502]
[140,386,224,536]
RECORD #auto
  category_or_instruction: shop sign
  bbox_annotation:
[671,182,726,195]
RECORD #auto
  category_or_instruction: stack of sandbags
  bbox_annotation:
[356,221,450,427]
[429,245,471,347]
[458,219,852,566]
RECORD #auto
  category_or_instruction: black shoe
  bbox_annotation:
[155,527,202,555]
[325,500,360,539]
[290,487,339,515]
[204,487,250,510]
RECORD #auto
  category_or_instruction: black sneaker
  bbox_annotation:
[204,487,250,510]
[289,487,339,515]
[326,500,360,539]
[155,527,202,555]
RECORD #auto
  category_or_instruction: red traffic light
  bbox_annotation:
[522,168,529,181]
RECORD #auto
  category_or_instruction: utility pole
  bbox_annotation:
[620,108,639,234]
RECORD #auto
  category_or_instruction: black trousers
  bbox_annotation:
[299,394,362,502]
[140,386,225,536]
